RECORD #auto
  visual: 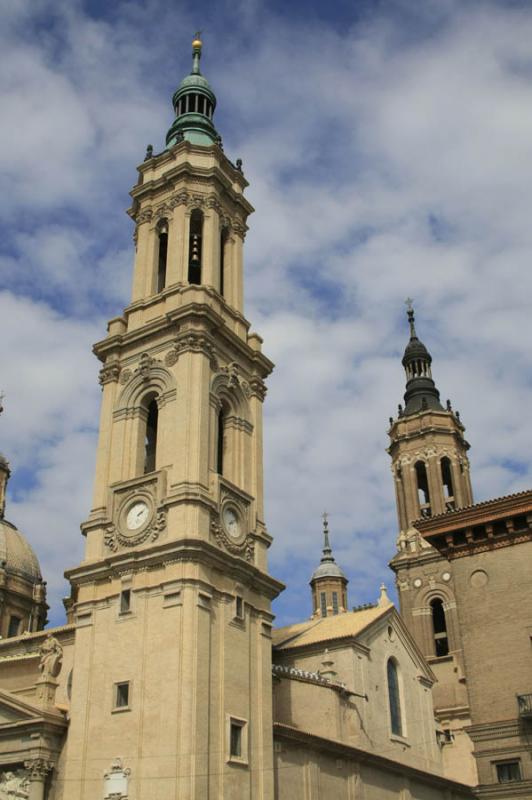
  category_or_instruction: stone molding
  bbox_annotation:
[99,362,121,386]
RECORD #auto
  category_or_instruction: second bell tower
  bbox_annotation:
[62,36,283,800]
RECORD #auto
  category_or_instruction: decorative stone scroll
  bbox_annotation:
[165,333,217,369]
[99,363,121,386]
[135,208,153,225]
[105,508,166,552]
[211,520,255,562]
[23,760,53,782]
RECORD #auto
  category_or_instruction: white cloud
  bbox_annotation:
[2,0,532,625]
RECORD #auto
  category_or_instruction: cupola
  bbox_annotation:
[310,514,348,618]
[166,33,220,148]
[401,302,443,416]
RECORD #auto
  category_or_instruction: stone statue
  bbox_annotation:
[38,635,63,680]
[0,770,29,799]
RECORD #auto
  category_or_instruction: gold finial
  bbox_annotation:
[192,31,203,50]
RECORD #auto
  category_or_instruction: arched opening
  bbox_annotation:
[188,209,203,285]
[431,598,449,656]
[157,220,168,293]
[415,461,431,517]
[441,457,455,511]
[220,227,228,297]
[216,405,225,475]
[387,658,403,736]
[144,397,159,474]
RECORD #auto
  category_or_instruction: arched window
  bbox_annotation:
[431,598,449,656]
[415,461,431,517]
[157,221,168,293]
[144,398,159,474]
[189,209,203,285]
[441,457,455,510]
[216,406,225,475]
[220,227,228,297]
[387,659,403,736]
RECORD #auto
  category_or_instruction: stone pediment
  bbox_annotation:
[0,689,65,730]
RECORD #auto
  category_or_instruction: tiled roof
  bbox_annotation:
[272,602,392,651]
[415,488,532,535]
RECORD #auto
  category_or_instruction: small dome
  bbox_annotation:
[0,519,42,582]
[402,336,431,366]
[311,560,346,581]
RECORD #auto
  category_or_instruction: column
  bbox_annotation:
[131,218,152,302]
[24,759,53,800]
[167,204,186,286]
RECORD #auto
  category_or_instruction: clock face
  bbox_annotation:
[126,501,150,531]
[223,507,241,539]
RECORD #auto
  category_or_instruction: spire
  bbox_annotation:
[166,34,220,149]
[0,395,9,520]
[401,301,443,416]
[321,511,333,562]
[310,513,346,581]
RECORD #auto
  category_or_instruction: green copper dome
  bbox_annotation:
[166,35,220,148]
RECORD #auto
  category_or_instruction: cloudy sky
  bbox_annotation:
[2,0,532,627]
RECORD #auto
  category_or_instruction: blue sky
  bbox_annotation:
[2,0,532,627]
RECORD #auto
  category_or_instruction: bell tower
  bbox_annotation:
[388,305,476,785]
[62,36,283,800]
[388,303,473,532]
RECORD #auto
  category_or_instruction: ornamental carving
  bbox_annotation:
[120,354,161,387]
[154,203,171,219]
[23,759,54,781]
[211,520,255,562]
[99,363,121,386]
[136,209,153,225]
[104,758,131,800]
[242,377,267,402]
[220,361,240,388]
[105,509,166,552]
[165,333,217,369]
[0,770,29,798]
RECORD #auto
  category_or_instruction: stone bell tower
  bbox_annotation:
[388,305,476,785]
[62,35,283,800]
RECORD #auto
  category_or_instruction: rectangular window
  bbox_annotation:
[320,592,327,618]
[7,616,21,637]
[230,722,242,757]
[496,761,521,783]
[120,590,131,614]
[235,596,244,620]
[332,592,339,615]
[114,682,130,710]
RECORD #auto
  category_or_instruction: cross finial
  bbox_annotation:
[322,510,328,526]
[404,298,416,337]
[405,297,414,312]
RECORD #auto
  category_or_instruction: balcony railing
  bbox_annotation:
[517,694,532,718]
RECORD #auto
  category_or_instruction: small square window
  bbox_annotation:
[120,590,131,614]
[114,682,130,710]
[496,761,521,783]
